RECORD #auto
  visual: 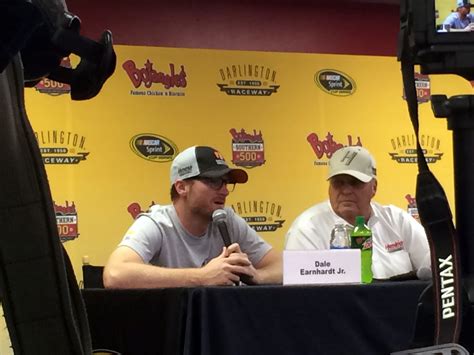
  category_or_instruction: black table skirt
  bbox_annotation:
[81,281,473,355]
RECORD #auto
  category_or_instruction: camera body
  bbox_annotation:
[400,0,474,80]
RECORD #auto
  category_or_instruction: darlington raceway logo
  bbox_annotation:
[314,69,356,96]
[122,59,187,97]
[389,133,443,164]
[127,200,285,232]
[402,73,430,103]
[34,57,71,96]
[130,133,178,162]
[54,201,79,243]
[34,130,89,164]
[217,64,279,96]
[307,131,363,165]
[230,128,265,168]
[231,201,285,232]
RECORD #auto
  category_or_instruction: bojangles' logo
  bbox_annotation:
[307,132,362,165]
[123,59,187,97]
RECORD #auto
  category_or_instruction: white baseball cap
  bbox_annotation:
[327,146,376,183]
[170,146,248,185]
[457,0,471,8]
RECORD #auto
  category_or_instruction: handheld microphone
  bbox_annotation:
[212,209,255,285]
[212,209,232,247]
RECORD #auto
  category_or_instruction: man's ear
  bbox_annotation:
[371,179,378,197]
[174,180,188,196]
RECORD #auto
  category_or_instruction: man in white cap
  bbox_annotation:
[443,0,474,31]
[104,146,282,288]
[285,146,431,280]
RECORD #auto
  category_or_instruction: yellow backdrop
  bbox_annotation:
[24,45,472,282]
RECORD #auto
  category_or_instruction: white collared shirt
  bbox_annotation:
[285,200,431,279]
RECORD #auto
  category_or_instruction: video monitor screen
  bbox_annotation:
[436,0,474,32]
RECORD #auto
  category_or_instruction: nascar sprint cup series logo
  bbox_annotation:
[130,134,178,162]
[231,200,285,232]
[54,201,79,243]
[230,128,265,168]
[217,64,279,96]
[35,130,89,164]
[315,69,356,96]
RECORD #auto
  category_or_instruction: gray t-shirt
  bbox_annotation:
[119,204,272,267]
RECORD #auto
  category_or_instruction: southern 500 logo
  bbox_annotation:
[230,128,265,168]
[54,201,79,243]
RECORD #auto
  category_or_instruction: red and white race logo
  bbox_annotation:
[34,57,71,96]
[230,128,265,168]
[402,72,430,104]
[54,201,79,243]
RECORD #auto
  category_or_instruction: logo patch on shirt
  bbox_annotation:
[385,240,404,253]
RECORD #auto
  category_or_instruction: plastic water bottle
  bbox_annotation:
[330,223,350,249]
[350,216,373,283]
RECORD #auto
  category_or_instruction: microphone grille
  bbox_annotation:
[212,209,227,222]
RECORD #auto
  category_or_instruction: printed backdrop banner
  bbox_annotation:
[24,45,471,281]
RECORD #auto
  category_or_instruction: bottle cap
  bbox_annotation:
[355,216,365,225]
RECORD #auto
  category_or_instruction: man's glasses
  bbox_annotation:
[194,177,236,192]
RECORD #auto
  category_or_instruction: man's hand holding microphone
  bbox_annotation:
[198,209,257,286]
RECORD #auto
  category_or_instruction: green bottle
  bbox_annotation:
[350,216,373,284]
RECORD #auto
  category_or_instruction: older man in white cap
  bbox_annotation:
[104,145,282,288]
[443,0,474,31]
[285,146,431,280]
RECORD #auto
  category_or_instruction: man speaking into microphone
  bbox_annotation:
[103,146,282,288]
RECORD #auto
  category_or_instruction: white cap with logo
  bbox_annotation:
[457,0,471,8]
[327,146,376,183]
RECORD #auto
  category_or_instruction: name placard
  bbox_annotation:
[283,249,361,285]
